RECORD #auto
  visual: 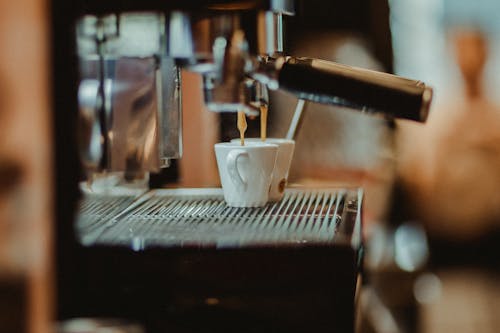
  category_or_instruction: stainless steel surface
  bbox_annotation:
[77,78,108,168]
[110,56,161,173]
[257,11,283,55]
[202,28,256,113]
[276,13,284,53]
[76,193,143,245]
[158,56,183,162]
[168,11,195,61]
[77,13,163,58]
[76,13,182,175]
[76,188,362,249]
[242,78,269,110]
[174,9,286,114]
[77,14,120,170]
[186,14,240,72]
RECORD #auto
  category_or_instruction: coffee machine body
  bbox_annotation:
[52,1,431,332]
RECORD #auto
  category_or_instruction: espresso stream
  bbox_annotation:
[237,111,247,146]
[237,105,268,146]
[260,104,268,141]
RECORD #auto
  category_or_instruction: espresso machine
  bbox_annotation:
[51,1,432,332]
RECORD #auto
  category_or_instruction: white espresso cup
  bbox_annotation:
[232,138,295,201]
[214,142,278,207]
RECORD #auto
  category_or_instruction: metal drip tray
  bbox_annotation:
[77,188,362,249]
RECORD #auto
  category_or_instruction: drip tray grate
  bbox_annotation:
[77,188,362,249]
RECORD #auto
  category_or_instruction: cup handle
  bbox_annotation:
[226,149,248,191]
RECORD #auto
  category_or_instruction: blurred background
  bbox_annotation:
[1,0,499,332]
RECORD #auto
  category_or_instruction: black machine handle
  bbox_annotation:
[278,57,433,122]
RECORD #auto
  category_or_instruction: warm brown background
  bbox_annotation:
[0,0,53,331]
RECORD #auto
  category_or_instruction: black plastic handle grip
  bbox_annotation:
[278,57,432,122]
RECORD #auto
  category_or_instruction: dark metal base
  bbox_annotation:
[59,188,363,333]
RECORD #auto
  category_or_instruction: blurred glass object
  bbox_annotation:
[394,223,429,272]
[413,273,442,304]
[366,222,429,272]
